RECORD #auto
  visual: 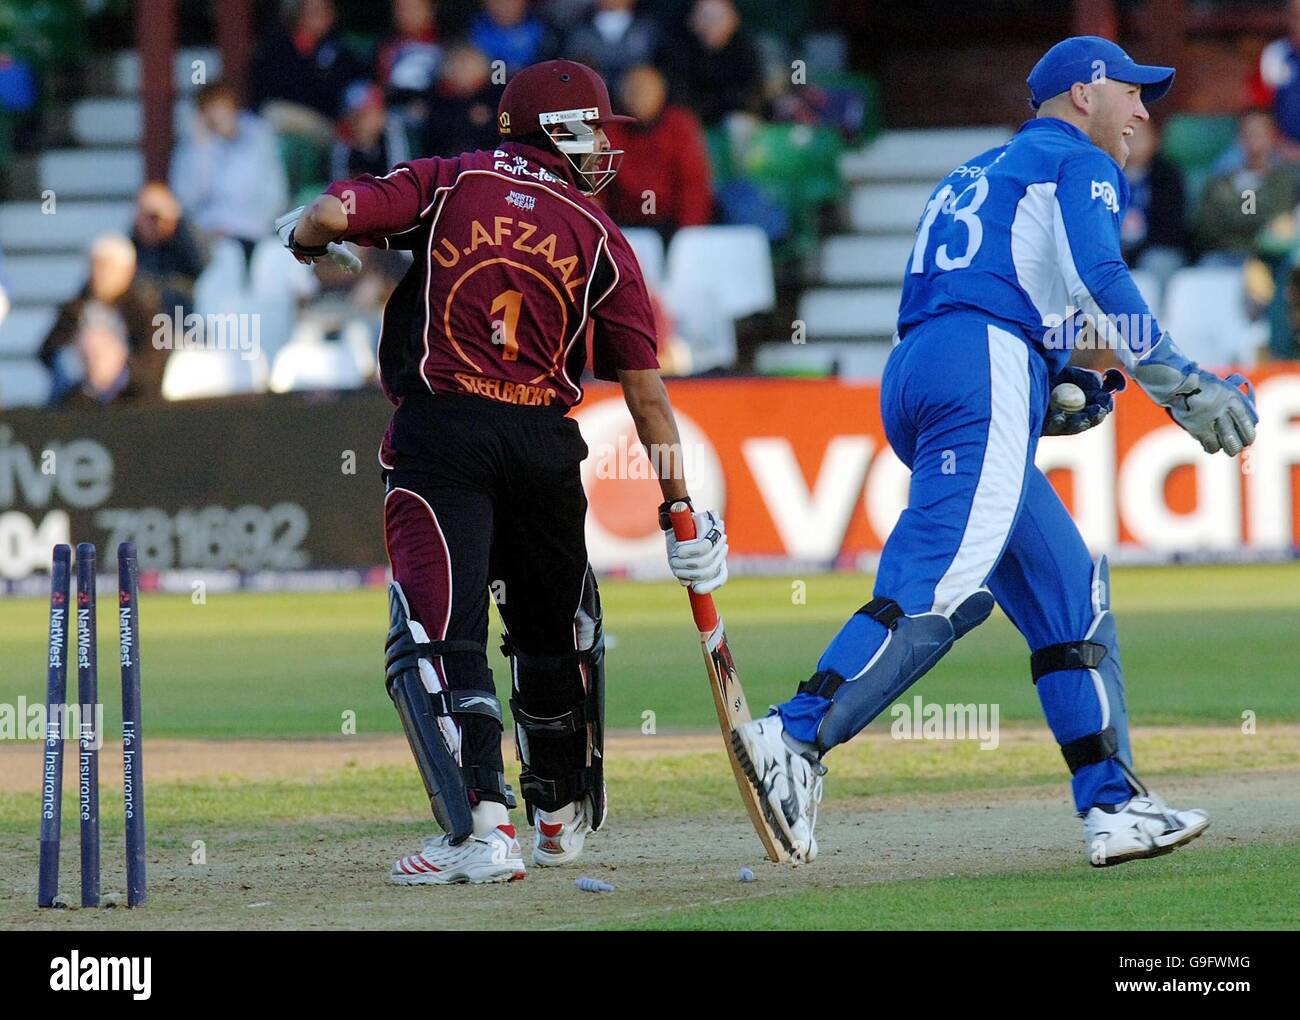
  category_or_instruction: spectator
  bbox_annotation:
[659,0,763,125]
[422,44,502,157]
[170,82,289,255]
[377,0,443,98]
[1197,109,1298,262]
[603,65,712,237]
[1120,121,1187,286]
[130,183,207,319]
[468,0,556,74]
[249,0,368,142]
[330,82,411,179]
[39,235,164,406]
[562,0,659,94]
[1246,0,1300,157]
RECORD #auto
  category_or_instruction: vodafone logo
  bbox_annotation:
[574,399,725,571]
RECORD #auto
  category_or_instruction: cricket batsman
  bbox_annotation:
[276,60,727,884]
[733,37,1258,866]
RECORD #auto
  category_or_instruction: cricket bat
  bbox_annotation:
[669,502,789,863]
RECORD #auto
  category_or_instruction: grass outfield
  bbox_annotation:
[1,563,1297,738]
[1,564,1296,929]
[606,841,1300,931]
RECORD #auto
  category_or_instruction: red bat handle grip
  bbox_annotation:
[668,501,719,633]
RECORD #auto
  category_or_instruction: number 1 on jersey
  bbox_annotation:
[490,289,523,361]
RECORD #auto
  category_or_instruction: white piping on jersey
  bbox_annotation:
[383,486,454,693]
[930,324,1030,613]
[1048,187,1144,371]
[418,188,456,397]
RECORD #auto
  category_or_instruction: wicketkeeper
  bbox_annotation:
[278,60,728,884]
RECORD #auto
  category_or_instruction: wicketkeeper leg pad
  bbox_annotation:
[805,589,995,754]
[1032,556,1145,801]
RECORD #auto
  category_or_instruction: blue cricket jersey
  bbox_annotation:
[897,117,1163,376]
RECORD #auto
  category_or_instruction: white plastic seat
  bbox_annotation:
[820,235,913,285]
[269,322,364,392]
[622,228,665,288]
[1161,266,1263,369]
[664,225,775,320]
[1126,268,1163,321]
[797,287,900,339]
[0,359,52,407]
[161,348,269,400]
[0,306,57,357]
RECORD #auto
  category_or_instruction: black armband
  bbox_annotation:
[658,497,692,532]
[287,227,330,258]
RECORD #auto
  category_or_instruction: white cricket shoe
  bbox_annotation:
[1083,792,1210,867]
[732,714,824,863]
[390,825,526,885]
[532,799,596,867]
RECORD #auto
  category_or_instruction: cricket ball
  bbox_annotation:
[1051,382,1087,413]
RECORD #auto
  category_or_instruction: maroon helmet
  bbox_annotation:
[498,60,634,194]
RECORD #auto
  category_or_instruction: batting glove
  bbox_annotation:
[660,501,729,595]
[1042,366,1126,436]
[274,205,362,272]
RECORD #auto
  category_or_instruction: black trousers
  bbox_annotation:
[382,391,593,806]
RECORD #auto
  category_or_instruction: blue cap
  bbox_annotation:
[1028,36,1175,109]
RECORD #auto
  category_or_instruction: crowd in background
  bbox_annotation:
[1118,0,1300,363]
[16,0,1300,408]
[25,0,867,407]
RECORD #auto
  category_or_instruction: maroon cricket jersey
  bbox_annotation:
[326,141,658,410]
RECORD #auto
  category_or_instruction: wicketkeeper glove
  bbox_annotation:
[659,498,729,595]
[274,205,362,272]
[1043,366,1127,436]
[1129,334,1258,457]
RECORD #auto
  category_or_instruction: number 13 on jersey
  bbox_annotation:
[909,174,990,274]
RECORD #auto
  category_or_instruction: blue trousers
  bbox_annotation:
[778,313,1133,812]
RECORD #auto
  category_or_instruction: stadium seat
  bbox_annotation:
[161,348,270,400]
[739,122,844,258]
[1160,114,1237,217]
[0,358,53,408]
[820,235,912,285]
[194,238,316,363]
[797,287,900,339]
[843,128,1010,182]
[1161,114,1237,173]
[1128,268,1163,320]
[1161,266,1263,368]
[248,237,318,359]
[664,225,775,321]
[39,148,142,199]
[278,133,328,205]
[0,306,57,357]
[112,48,222,96]
[70,96,195,146]
[269,323,365,393]
[848,182,933,233]
[622,228,665,288]
[0,200,134,252]
[2,253,85,303]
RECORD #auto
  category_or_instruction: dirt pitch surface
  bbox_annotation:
[3,730,1298,930]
